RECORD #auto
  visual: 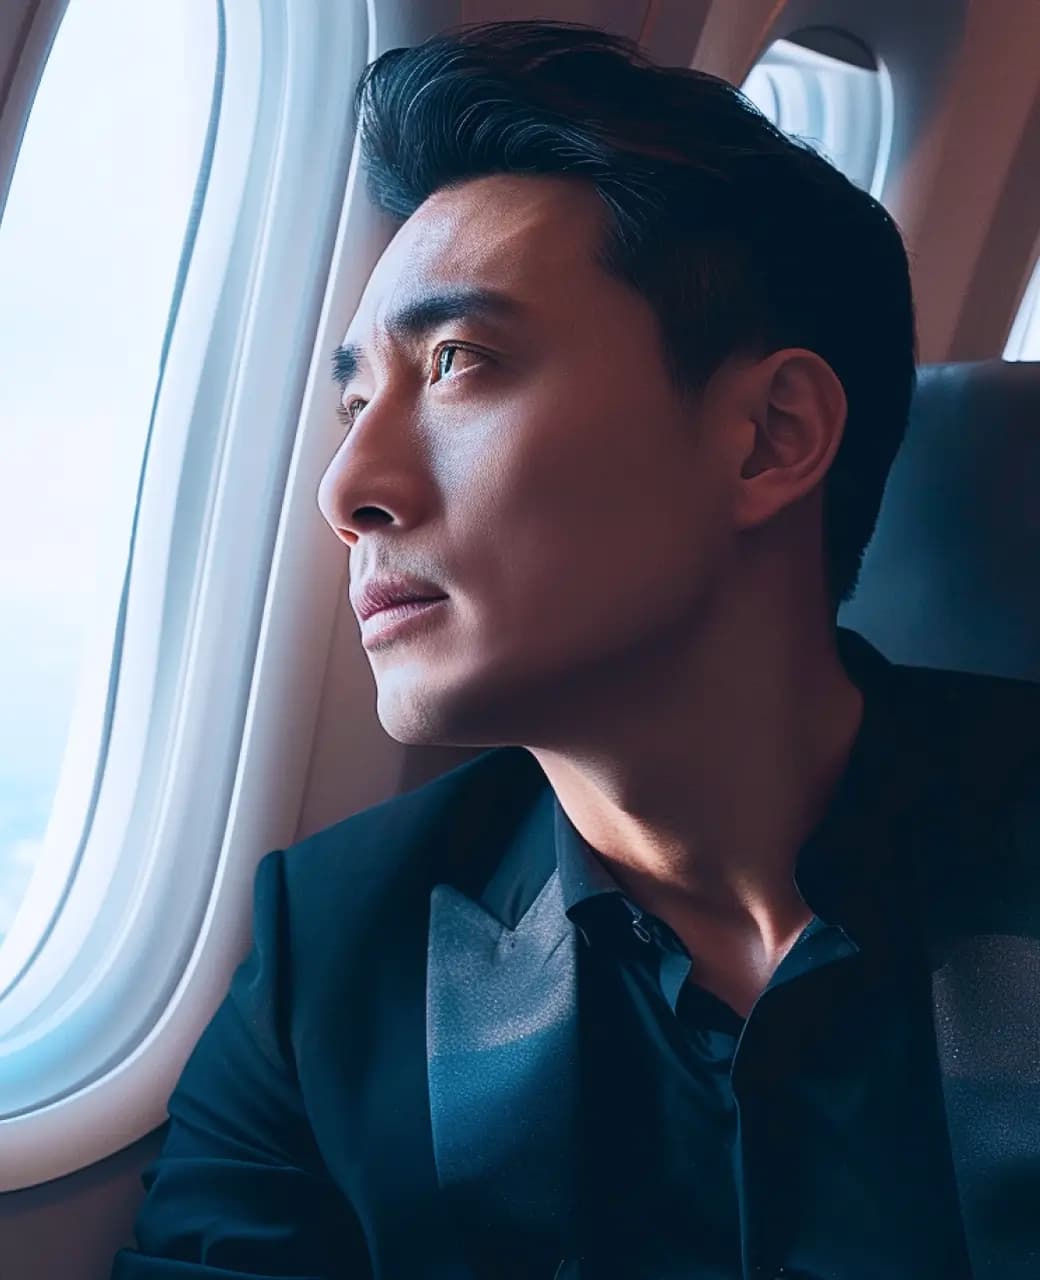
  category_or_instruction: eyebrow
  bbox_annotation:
[330,286,524,388]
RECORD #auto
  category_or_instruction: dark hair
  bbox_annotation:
[353,20,917,613]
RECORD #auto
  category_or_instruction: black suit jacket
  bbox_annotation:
[111,627,1040,1279]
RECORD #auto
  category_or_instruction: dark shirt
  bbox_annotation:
[554,671,973,1280]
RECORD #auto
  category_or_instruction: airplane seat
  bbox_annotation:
[837,359,1040,684]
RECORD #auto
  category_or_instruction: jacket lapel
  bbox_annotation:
[426,785,582,1274]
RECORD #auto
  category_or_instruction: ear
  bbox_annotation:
[733,348,847,533]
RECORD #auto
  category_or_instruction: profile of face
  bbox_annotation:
[317,173,832,750]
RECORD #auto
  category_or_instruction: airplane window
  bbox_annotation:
[741,29,893,199]
[1004,255,1040,360]
[0,1,217,948]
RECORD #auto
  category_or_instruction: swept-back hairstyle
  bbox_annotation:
[353,21,917,612]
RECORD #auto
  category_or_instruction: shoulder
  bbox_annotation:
[248,747,546,1024]
[893,658,1040,743]
[277,744,546,907]
[890,658,1040,811]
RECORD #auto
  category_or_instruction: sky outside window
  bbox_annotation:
[0,1,217,945]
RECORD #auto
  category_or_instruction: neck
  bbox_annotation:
[526,609,865,953]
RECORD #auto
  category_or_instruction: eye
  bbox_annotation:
[336,397,365,429]
[432,342,480,382]
[335,344,481,433]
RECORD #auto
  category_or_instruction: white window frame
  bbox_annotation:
[742,35,894,199]
[0,0,465,1190]
[0,0,234,1066]
[1004,248,1040,360]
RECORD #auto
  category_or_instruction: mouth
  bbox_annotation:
[365,593,447,618]
[360,596,449,647]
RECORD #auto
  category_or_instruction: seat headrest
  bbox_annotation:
[837,359,1040,682]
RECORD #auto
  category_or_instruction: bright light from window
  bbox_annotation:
[1004,256,1040,360]
[742,34,893,198]
[0,1,217,945]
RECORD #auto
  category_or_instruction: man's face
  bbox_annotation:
[318,173,745,748]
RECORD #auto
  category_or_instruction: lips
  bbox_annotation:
[364,594,445,620]
[359,597,448,648]
[352,576,447,621]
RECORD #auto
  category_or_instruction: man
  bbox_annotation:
[111,20,1040,1280]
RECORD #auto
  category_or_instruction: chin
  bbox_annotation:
[374,673,534,751]
[375,691,493,750]
[371,639,582,749]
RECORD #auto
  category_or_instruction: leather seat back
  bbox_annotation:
[838,359,1040,682]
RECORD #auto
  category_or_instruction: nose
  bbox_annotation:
[317,476,392,546]
[317,398,427,546]
[317,488,392,548]
[316,440,402,548]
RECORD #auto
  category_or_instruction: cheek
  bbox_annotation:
[482,411,620,565]
[437,369,715,629]
[461,440,689,644]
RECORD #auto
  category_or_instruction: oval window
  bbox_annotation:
[742,28,893,199]
[0,1,217,948]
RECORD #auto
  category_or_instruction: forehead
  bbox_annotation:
[343,174,607,344]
